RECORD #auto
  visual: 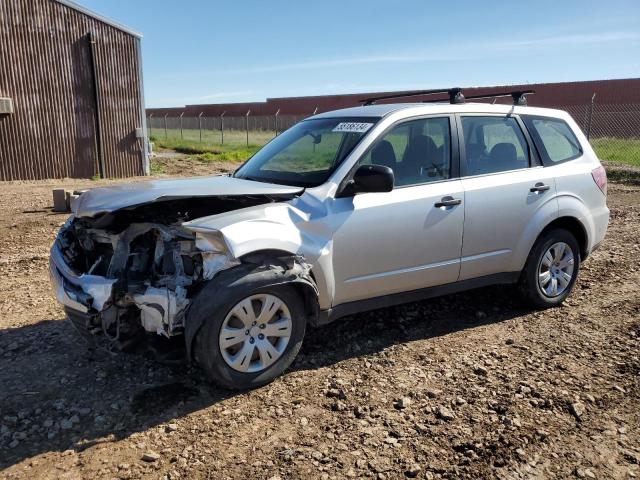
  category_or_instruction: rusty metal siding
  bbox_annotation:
[0,0,145,181]
[147,78,640,119]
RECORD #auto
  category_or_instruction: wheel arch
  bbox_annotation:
[185,251,319,361]
[536,216,589,261]
[239,249,321,326]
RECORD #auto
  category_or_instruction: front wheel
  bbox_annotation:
[193,284,306,390]
[518,228,581,308]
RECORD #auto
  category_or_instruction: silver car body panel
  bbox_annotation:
[72,175,304,218]
[50,102,609,331]
[458,167,558,279]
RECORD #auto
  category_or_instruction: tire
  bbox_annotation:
[518,228,581,309]
[193,283,306,390]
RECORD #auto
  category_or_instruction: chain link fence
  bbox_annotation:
[147,113,304,146]
[148,101,640,167]
[562,102,640,167]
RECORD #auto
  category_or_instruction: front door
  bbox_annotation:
[331,116,465,305]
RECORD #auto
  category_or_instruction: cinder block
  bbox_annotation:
[52,189,68,212]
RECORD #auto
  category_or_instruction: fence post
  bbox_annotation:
[220,111,226,145]
[149,113,153,138]
[180,112,184,140]
[245,110,251,146]
[586,93,596,140]
[164,113,168,140]
[199,112,204,142]
[274,109,280,137]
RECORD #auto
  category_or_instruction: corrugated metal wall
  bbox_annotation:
[0,0,146,180]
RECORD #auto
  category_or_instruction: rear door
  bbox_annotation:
[457,114,558,280]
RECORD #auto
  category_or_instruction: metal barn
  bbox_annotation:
[0,0,149,180]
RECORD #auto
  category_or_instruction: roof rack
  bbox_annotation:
[460,89,535,106]
[360,88,464,106]
[361,88,535,106]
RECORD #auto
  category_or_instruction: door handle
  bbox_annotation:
[434,196,462,208]
[530,183,551,193]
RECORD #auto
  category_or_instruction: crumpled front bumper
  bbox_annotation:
[49,241,116,314]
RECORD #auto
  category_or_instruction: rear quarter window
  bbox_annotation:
[524,116,583,165]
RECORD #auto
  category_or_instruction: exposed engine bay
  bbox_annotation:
[53,195,289,348]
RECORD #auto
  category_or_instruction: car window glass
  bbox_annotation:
[462,116,530,175]
[531,118,582,163]
[262,131,343,172]
[234,117,377,187]
[360,117,451,186]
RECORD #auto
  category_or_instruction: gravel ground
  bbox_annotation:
[0,160,638,479]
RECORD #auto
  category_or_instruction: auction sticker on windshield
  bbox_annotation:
[332,122,374,133]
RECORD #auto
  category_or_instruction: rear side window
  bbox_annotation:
[461,116,530,175]
[524,116,582,164]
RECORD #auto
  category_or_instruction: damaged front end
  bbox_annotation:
[49,196,279,347]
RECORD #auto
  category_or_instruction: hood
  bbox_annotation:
[72,175,304,218]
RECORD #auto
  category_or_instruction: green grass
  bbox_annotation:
[149,128,277,148]
[151,136,261,162]
[149,161,166,175]
[591,137,640,167]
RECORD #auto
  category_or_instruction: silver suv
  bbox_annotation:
[50,89,609,389]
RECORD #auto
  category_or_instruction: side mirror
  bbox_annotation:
[344,164,394,195]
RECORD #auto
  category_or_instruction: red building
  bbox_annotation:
[147,78,640,118]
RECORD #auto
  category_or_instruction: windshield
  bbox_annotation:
[234,117,379,187]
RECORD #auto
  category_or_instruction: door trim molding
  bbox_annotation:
[314,271,520,326]
[344,257,460,284]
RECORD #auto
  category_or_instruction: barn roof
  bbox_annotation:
[54,0,142,38]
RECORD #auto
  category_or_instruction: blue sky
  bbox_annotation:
[77,0,640,108]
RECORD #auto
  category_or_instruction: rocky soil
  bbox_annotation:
[0,162,638,479]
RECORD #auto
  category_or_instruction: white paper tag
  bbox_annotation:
[332,122,374,133]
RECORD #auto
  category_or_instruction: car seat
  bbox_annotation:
[370,140,397,172]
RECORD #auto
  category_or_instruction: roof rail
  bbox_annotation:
[462,89,535,106]
[422,89,535,106]
[360,88,463,106]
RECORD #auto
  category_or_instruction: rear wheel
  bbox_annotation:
[519,228,581,308]
[193,284,306,390]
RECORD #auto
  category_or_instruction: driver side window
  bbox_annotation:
[359,117,451,187]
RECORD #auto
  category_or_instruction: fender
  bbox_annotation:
[506,192,559,273]
[183,201,334,310]
[509,193,592,272]
[555,192,596,252]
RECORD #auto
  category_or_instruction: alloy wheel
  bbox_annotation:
[219,293,292,373]
[538,241,575,297]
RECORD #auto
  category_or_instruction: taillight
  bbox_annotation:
[591,166,607,196]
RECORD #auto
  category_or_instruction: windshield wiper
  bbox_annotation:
[238,175,268,183]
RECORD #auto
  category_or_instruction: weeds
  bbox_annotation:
[591,137,640,168]
[149,162,166,175]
